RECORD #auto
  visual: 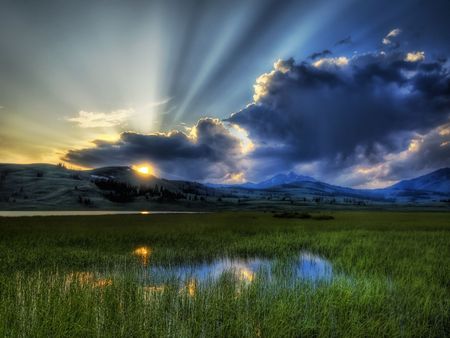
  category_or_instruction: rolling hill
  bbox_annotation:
[0,164,209,210]
[0,163,448,210]
[383,168,450,194]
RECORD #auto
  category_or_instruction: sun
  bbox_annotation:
[132,164,155,176]
[137,166,150,175]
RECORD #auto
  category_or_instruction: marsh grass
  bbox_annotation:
[273,212,334,220]
[274,212,312,219]
[0,211,449,337]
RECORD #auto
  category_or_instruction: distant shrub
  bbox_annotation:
[105,191,135,203]
[312,215,335,220]
[0,170,8,182]
[71,174,81,180]
[273,212,311,219]
[273,212,335,220]
[94,179,136,203]
[77,195,93,206]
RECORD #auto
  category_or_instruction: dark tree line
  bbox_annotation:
[93,179,188,203]
[93,179,138,202]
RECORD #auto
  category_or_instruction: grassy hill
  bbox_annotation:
[0,164,211,211]
[1,164,449,210]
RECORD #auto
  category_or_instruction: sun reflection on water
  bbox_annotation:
[141,285,165,302]
[144,252,332,290]
[133,246,152,266]
[143,285,165,293]
[65,272,112,289]
[186,278,197,297]
[235,266,255,282]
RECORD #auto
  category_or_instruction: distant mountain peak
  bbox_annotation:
[238,171,316,189]
[268,171,315,182]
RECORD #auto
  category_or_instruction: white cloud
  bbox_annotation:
[67,109,133,128]
[313,56,349,68]
[382,28,401,45]
[142,97,172,109]
[228,124,255,154]
[405,51,425,62]
[253,59,295,102]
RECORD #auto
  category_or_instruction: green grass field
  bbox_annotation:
[0,211,449,337]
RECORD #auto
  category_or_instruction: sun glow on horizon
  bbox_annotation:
[132,164,156,176]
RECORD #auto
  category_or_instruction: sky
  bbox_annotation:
[0,0,449,188]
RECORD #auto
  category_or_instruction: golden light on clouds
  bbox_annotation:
[438,126,450,136]
[405,51,425,62]
[273,59,292,73]
[224,172,246,184]
[187,125,198,140]
[353,164,398,189]
[313,56,349,68]
[253,69,274,102]
[408,139,422,152]
[97,133,121,142]
[356,166,376,175]
[229,124,254,154]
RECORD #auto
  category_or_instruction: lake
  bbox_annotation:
[0,210,201,217]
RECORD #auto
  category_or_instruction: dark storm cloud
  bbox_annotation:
[226,50,450,180]
[383,124,450,180]
[334,36,352,46]
[308,49,332,60]
[64,118,244,180]
[329,123,450,188]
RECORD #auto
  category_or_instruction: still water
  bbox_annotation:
[65,249,334,297]
[141,252,333,287]
[0,211,200,217]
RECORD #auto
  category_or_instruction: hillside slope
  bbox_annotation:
[385,168,450,194]
[0,164,208,210]
[0,164,448,210]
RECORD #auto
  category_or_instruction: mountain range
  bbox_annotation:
[0,163,448,210]
[380,168,450,194]
[209,169,450,196]
[233,172,317,189]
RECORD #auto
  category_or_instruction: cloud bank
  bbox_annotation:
[64,29,450,186]
[226,47,449,185]
[64,118,246,181]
